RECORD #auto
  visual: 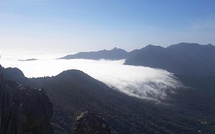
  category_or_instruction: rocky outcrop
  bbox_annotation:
[0,74,53,134]
[74,111,111,134]
[21,87,53,134]
[0,74,22,134]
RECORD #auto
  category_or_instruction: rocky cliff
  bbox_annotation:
[0,73,53,134]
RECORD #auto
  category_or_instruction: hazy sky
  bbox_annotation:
[1,0,215,52]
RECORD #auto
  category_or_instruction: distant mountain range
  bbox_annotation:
[60,47,128,60]
[60,43,215,76]
[19,58,37,61]
[125,43,215,76]
[2,42,215,133]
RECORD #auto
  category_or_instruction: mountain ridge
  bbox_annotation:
[1,42,215,133]
[59,42,215,76]
[1,65,215,133]
[60,47,128,60]
[0,65,53,134]
[125,42,215,76]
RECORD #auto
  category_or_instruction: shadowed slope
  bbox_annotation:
[0,66,53,134]
[1,65,215,134]
[125,43,215,76]
[30,70,215,134]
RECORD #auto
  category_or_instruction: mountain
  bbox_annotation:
[19,58,37,61]
[0,66,30,86]
[59,47,128,60]
[125,43,215,76]
[2,65,215,133]
[60,42,215,76]
[0,65,53,134]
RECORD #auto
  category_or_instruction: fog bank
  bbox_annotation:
[1,51,182,101]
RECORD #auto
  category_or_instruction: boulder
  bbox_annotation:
[74,111,111,134]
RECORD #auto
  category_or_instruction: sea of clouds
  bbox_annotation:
[0,50,182,101]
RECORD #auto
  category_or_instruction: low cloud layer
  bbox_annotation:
[83,60,182,101]
[1,51,183,101]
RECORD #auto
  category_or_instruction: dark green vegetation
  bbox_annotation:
[1,64,215,134]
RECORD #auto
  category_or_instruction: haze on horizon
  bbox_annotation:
[1,0,215,52]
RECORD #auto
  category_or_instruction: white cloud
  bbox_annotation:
[1,51,183,102]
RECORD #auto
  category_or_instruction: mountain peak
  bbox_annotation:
[145,44,164,48]
[206,43,214,47]
[168,42,215,50]
[112,47,118,50]
[126,43,215,76]
[169,42,200,48]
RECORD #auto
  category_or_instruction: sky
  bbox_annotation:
[0,0,215,52]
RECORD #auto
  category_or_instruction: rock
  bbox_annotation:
[21,87,53,134]
[0,74,22,134]
[0,73,53,134]
[74,111,111,134]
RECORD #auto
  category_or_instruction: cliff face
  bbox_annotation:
[0,74,53,134]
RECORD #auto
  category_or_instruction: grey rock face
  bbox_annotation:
[74,111,111,134]
[0,74,21,134]
[0,74,53,134]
